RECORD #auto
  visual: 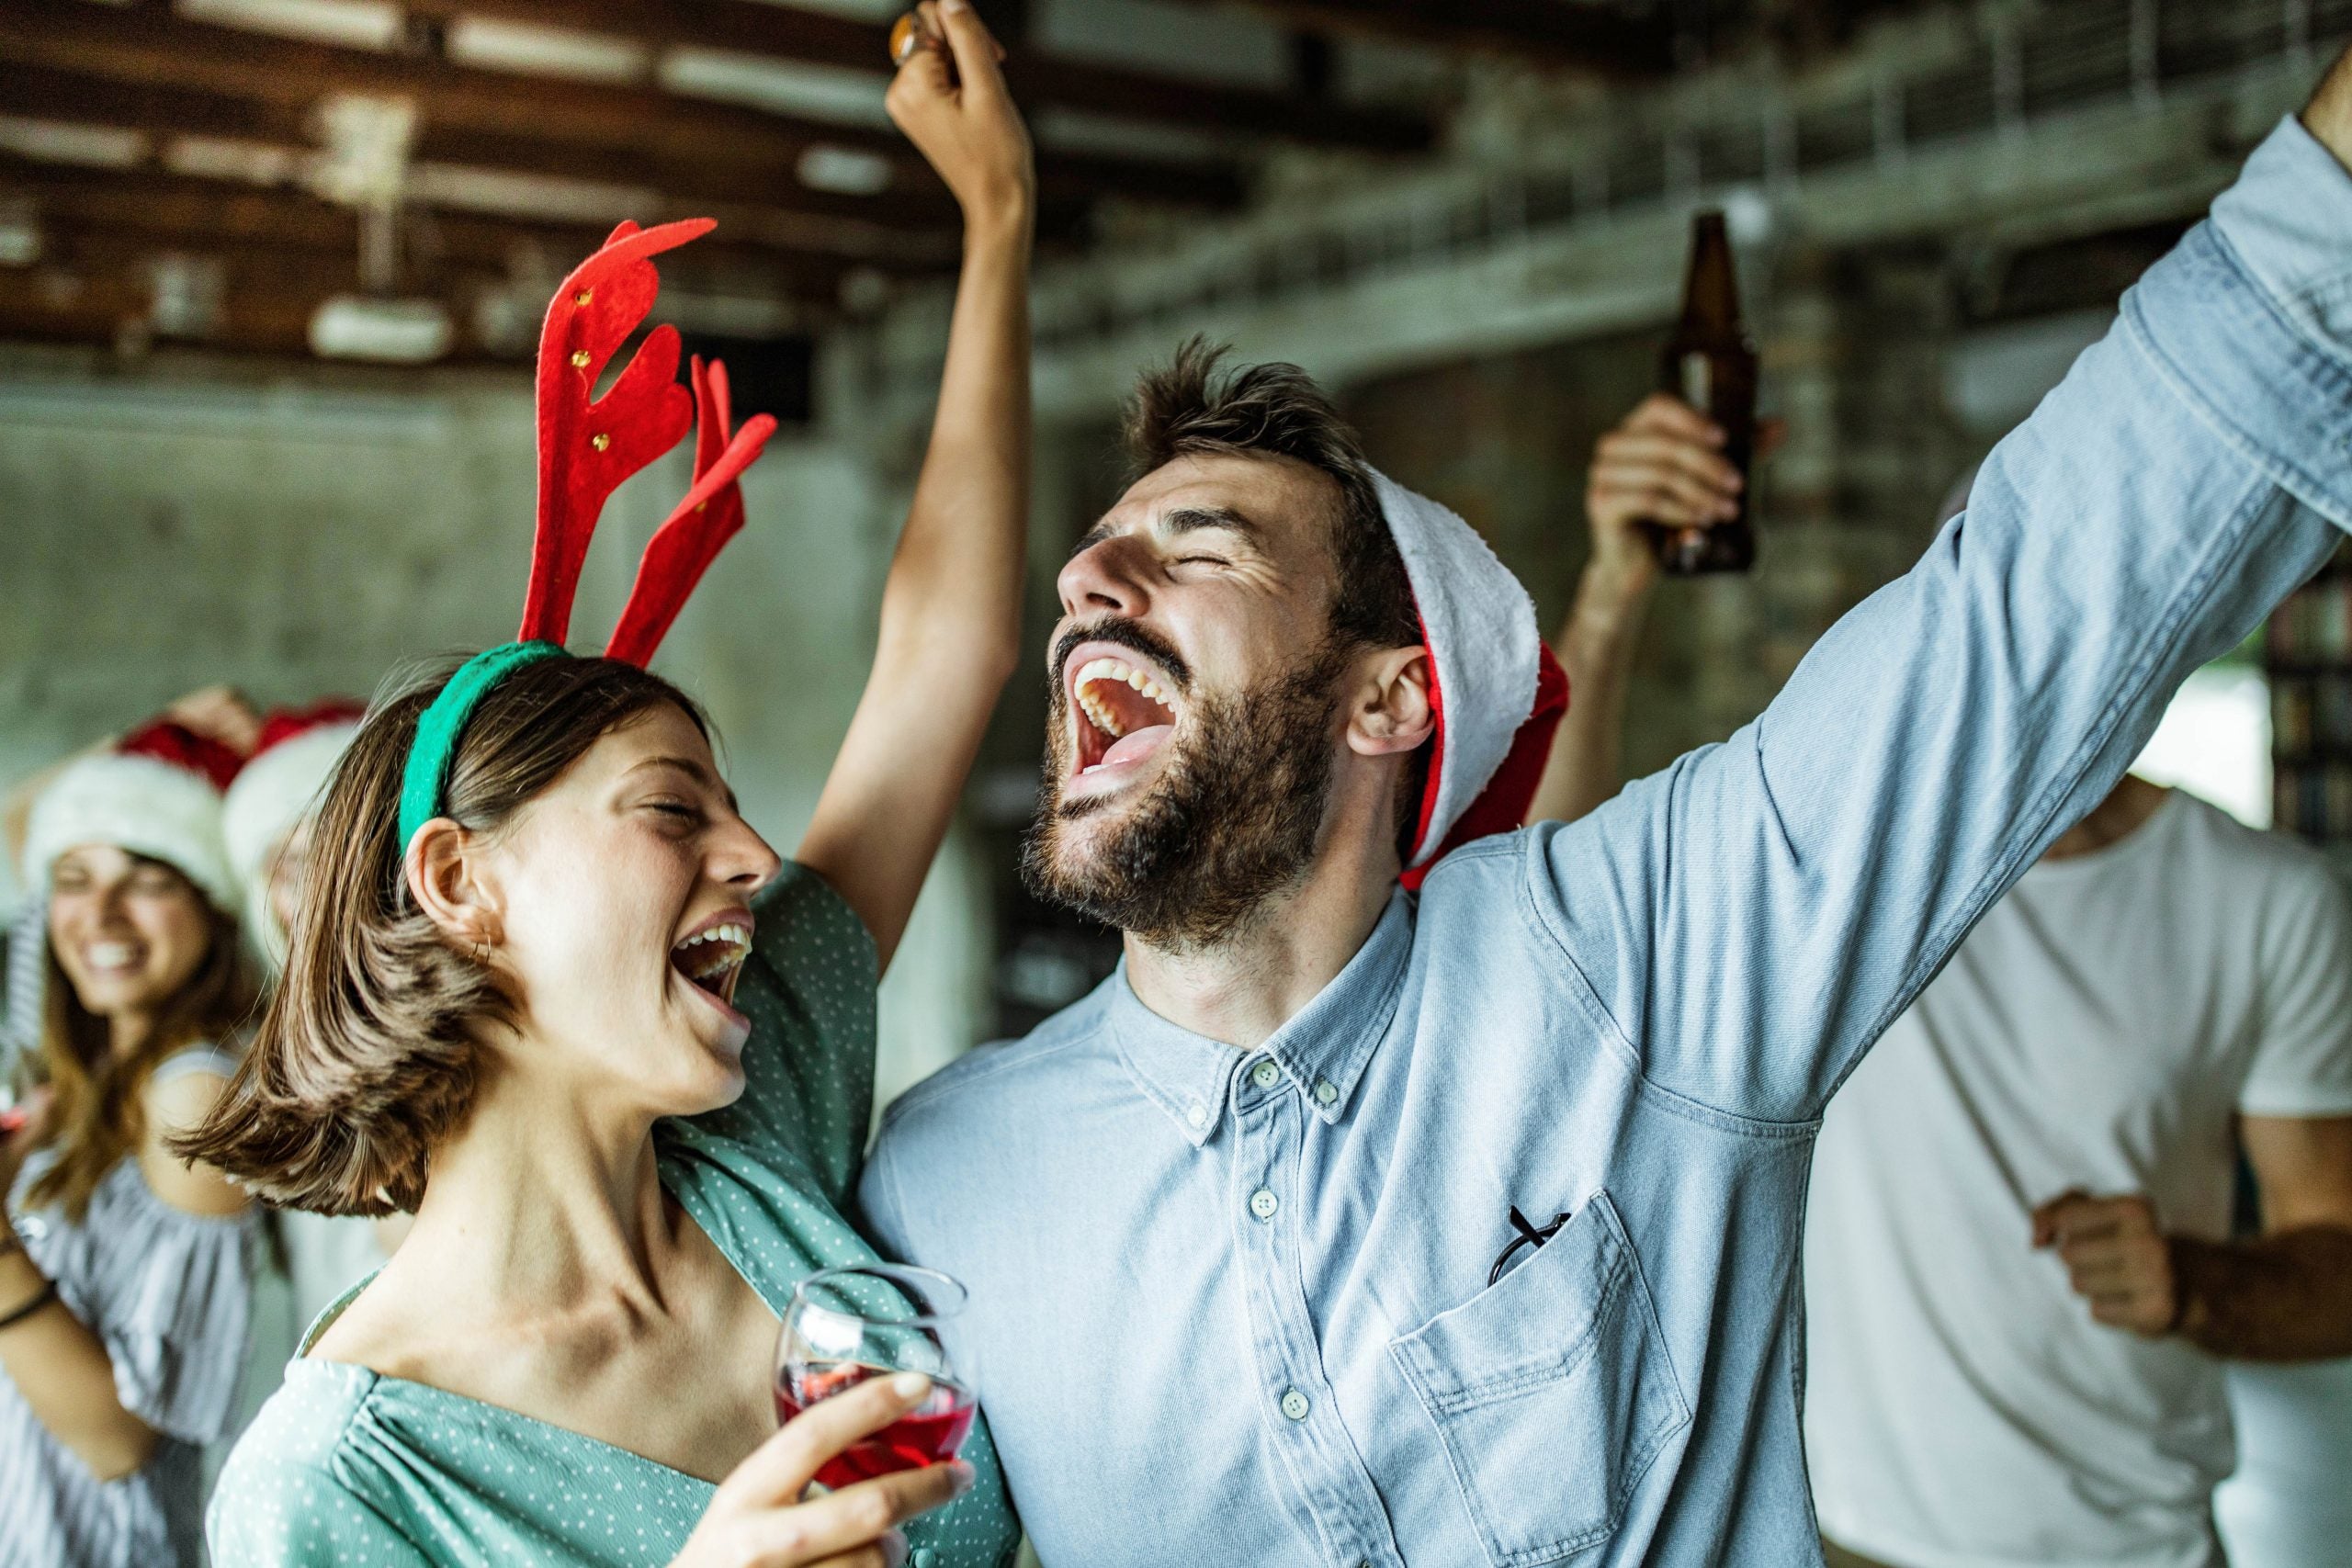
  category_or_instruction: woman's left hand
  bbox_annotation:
[162,684,266,759]
[885,0,1034,225]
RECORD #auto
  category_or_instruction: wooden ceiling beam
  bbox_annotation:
[1159,0,1673,75]
[0,152,905,299]
[36,221,498,298]
[0,62,974,237]
[400,0,1435,153]
[0,0,1242,209]
[0,264,456,358]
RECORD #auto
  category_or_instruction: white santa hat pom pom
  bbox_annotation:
[222,720,358,965]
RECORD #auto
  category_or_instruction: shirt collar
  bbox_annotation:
[1107,890,1415,1146]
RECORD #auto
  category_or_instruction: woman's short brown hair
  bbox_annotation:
[172,653,705,1215]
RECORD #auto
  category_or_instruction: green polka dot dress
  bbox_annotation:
[206,863,1021,1568]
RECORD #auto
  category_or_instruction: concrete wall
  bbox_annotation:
[0,344,989,1111]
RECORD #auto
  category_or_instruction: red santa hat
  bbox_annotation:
[1372,469,1570,888]
[20,718,244,915]
[223,700,366,959]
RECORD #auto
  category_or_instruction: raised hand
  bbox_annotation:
[671,1373,975,1568]
[161,684,265,759]
[886,0,1034,228]
[1530,395,1788,825]
[2031,1190,2181,1337]
[1583,393,1782,608]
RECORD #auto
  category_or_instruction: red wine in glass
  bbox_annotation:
[775,1264,975,1491]
[774,1363,977,1489]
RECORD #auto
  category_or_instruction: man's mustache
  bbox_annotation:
[1049,618,1193,699]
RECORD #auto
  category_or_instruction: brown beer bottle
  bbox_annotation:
[1648,211,1758,574]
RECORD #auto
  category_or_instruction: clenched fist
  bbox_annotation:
[885,0,1033,230]
[2030,1190,2183,1337]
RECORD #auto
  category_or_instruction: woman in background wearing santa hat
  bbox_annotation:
[221,699,412,1328]
[0,705,266,1568]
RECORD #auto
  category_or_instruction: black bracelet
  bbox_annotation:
[0,1280,57,1333]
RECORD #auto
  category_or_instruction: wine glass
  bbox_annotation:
[774,1263,976,1490]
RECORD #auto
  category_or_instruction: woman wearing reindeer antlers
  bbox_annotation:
[181,6,1031,1564]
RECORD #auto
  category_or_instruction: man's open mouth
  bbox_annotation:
[1069,649,1181,777]
[671,916,752,1009]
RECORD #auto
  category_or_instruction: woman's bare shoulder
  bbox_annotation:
[140,1065,251,1218]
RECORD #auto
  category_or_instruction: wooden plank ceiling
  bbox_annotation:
[0,0,1680,362]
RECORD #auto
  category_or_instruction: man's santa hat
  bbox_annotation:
[224,699,366,960]
[1373,470,1570,888]
[20,718,245,915]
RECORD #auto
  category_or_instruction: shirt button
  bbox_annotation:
[1250,1189,1279,1221]
[1280,1388,1310,1421]
[912,1552,937,1568]
[1186,1103,1208,1129]
[1314,1078,1338,1106]
[1250,1059,1281,1089]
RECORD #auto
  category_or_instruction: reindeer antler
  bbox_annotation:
[605,356,779,666]
[398,216,784,853]
[517,217,713,647]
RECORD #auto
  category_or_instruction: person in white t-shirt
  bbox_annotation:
[1533,393,2352,1568]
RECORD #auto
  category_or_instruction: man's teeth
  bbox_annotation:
[1072,656,1175,740]
[1079,689,1124,739]
[674,922,751,980]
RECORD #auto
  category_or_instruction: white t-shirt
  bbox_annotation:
[1804,791,2352,1568]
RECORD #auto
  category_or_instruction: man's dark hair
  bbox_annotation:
[1124,338,1419,651]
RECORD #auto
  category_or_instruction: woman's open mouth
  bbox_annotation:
[670,916,752,1010]
[1068,649,1181,790]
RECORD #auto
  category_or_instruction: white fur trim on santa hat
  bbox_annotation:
[223,720,356,965]
[22,752,241,916]
[1369,468,1542,870]
[224,722,357,886]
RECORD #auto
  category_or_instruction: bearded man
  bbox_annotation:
[860,53,2352,1568]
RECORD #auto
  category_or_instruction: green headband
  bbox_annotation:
[397,641,568,850]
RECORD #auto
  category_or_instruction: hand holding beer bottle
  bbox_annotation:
[1647,210,1761,573]
[1585,396,1785,604]
[1537,387,1783,825]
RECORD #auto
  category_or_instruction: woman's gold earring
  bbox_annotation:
[474,939,489,964]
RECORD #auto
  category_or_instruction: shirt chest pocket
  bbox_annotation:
[1388,1190,1689,1568]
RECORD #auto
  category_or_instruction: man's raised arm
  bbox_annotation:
[1536,47,2352,1125]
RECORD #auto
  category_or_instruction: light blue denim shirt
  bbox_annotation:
[864,118,2352,1568]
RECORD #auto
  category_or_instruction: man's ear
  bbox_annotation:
[403,818,503,952]
[1347,645,1435,758]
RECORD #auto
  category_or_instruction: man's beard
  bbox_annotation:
[1022,637,1350,953]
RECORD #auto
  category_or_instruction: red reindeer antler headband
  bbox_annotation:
[398,219,777,847]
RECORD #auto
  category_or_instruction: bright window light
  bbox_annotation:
[2133,664,2272,829]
